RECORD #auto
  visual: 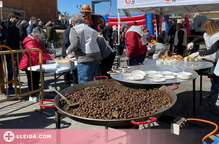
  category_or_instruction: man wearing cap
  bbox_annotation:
[125,22,148,66]
[45,21,60,55]
[66,14,101,84]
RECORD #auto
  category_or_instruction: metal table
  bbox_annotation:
[27,62,77,89]
[176,60,213,70]
[111,60,198,85]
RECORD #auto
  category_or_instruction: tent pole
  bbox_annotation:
[156,14,160,37]
[118,9,121,45]
[156,14,159,37]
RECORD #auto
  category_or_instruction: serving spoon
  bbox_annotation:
[48,85,79,107]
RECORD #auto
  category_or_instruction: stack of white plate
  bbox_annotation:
[128,70,145,81]
[177,72,192,79]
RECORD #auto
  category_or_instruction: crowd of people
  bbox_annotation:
[0,12,118,102]
[0,12,57,102]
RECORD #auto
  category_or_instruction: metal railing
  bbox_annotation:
[0,46,44,110]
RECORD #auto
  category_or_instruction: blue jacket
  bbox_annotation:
[26,24,37,35]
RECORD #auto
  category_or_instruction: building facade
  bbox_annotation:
[1,0,58,22]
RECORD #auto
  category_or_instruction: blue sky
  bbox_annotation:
[58,0,118,16]
[57,0,143,16]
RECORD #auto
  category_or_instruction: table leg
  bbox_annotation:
[55,108,61,129]
[54,73,57,90]
[193,79,196,118]
[200,75,202,105]
[117,57,119,68]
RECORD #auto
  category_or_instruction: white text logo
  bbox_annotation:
[3,131,15,142]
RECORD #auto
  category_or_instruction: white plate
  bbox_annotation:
[151,78,166,82]
[160,71,173,75]
[132,70,145,76]
[164,75,176,80]
[177,75,192,80]
[107,71,119,75]
[129,74,145,81]
[148,74,163,78]
[173,73,177,76]
[177,72,192,76]
[120,66,131,69]
[145,71,158,75]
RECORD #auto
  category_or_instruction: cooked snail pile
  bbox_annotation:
[60,84,171,119]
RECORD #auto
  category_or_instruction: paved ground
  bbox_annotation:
[0,48,219,144]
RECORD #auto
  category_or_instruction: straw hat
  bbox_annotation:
[45,21,52,27]
[80,4,92,13]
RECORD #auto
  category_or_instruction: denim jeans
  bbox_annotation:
[129,53,146,66]
[77,61,99,84]
[51,42,56,55]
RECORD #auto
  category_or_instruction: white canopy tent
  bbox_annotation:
[117,0,219,15]
[116,0,219,39]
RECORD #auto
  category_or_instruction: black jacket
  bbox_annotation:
[176,30,184,47]
[1,20,20,50]
[17,24,27,42]
[112,30,118,44]
[62,25,72,57]
[168,26,176,37]
[103,25,112,39]
[0,28,9,63]
[0,28,8,42]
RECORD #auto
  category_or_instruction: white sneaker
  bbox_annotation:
[29,96,33,101]
[29,96,39,102]
[32,97,39,102]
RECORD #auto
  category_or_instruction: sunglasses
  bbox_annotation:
[13,16,20,19]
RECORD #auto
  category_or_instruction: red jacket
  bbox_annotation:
[19,35,51,71]
[125,31,148,59]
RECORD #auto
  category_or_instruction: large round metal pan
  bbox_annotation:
[54,79,177,127]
